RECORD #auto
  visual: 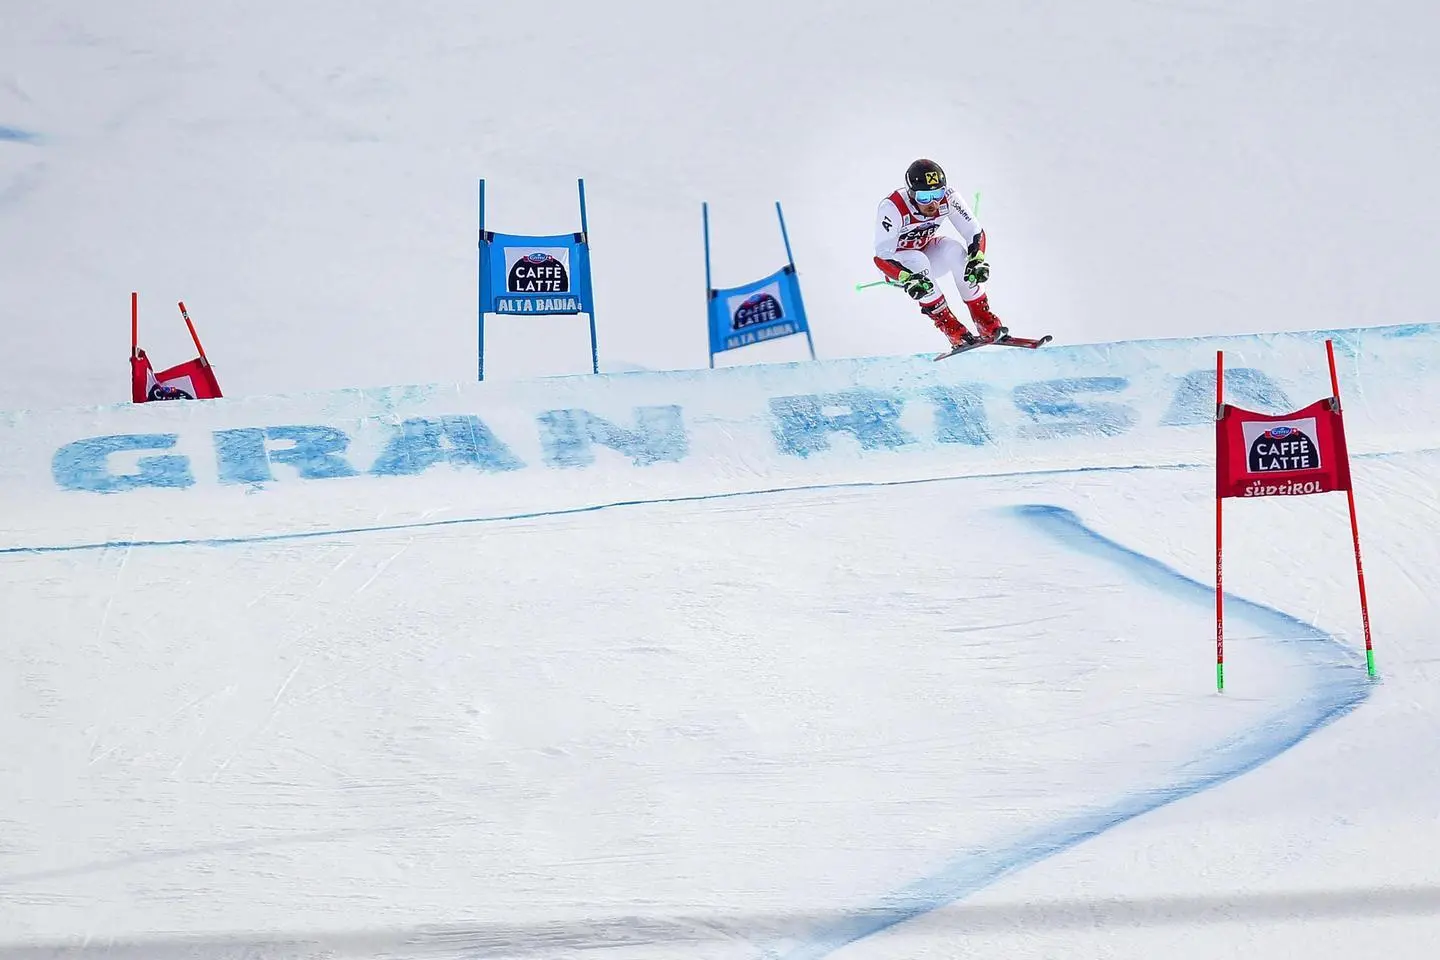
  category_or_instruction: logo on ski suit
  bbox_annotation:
[888,190,948,251]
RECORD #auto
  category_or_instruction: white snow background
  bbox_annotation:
[3,2,1439,959]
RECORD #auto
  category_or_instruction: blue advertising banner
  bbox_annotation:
[709,266,808,354]
[481,233,593,316]
[704,201,816,368]
[478,179,599,380]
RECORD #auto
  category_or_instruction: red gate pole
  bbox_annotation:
[1216,349,1225,692]
[177,301,211,364]
[131,291,139,358]
[1325,339,1376,678]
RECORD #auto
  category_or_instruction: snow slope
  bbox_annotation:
[3,1,1439,405]
[4,1,1440,956]
[4,324,1440,958]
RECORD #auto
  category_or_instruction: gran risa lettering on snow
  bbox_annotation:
[46,368,1290,493]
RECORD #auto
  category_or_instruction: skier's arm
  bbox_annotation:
[873,198,928,279]
[945,189,985,255]
[874,197,903,263]
[946,189,991,282]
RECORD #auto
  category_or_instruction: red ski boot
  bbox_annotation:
[923,300,977,348]
[963,293,1008,341]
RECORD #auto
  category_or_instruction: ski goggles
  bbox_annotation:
[912,187,946,204]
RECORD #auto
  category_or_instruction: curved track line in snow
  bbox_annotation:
[764,504,1374,960]
[0,470,1379,957]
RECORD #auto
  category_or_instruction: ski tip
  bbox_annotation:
[995,333,1053,349]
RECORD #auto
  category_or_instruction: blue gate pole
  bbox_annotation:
[776,200,795,266]
[703,202,715,369]
[478,178,487,381]
[776,201,816,361]
[579,178,599,375]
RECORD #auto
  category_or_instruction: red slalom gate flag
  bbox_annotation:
[1215,397,1352,499]
[128,293,224,402]
[131,349,223,402]
[1212,340,1374,692]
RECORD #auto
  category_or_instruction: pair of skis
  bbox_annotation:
[933,329,1053,361]
[854,276,1053,361]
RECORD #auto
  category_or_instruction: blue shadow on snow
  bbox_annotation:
[768,503,1374,960]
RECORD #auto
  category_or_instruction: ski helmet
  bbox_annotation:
[906,158,947,197]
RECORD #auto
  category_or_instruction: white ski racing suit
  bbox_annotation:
[872,186,987,306]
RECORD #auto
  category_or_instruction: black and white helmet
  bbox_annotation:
[906,158,947,203]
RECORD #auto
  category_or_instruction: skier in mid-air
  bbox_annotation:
[873,158,1007,350]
